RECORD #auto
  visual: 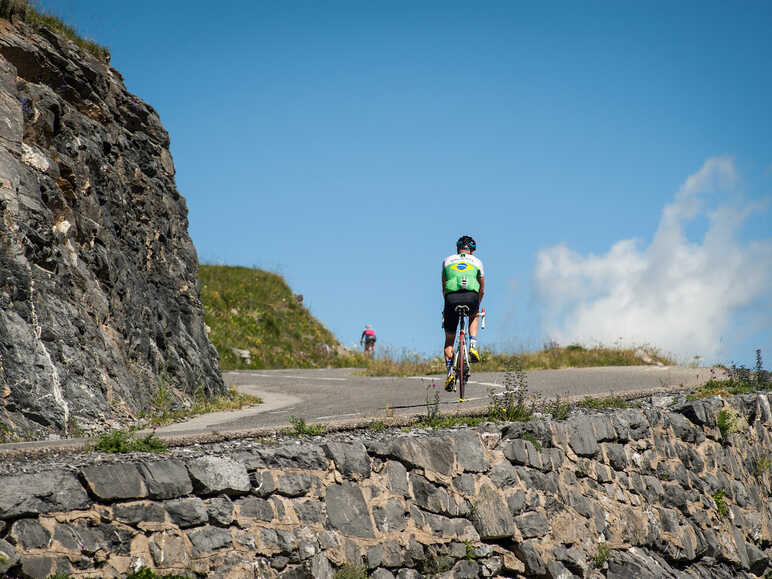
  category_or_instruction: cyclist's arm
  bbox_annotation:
[441,270,446,297]
[478,274,485,304]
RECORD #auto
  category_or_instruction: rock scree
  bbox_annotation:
[0,392,770,578]
[0,16,224,439]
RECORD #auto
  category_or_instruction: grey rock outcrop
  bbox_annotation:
[0,16,224,439]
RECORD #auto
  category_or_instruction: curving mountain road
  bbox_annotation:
[0,365,714,453]
[153,365,713,437]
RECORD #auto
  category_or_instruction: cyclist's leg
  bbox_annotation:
[467,295,481,362]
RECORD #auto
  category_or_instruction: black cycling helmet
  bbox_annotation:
[456,235,476,252]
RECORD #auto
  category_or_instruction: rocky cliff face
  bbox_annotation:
[0,17,224,439]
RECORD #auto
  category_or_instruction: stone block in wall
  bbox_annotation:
[186,456,250,496]
[373,499,407,534]
[678,399,721,427]
[612,408,651,441]
[235,496,274,523]
[449,430,489,473]
[470,484,514,540]
[488,460,518,488]
[293,498,325,525]
[113,501,166,525]
[8,519,51,550]
[322,441,371,479]
[164,497,208,528]
[18,554,73,579]
[451,473,475,495]
[0,537,20,574]
[0,471,90,518]
[80,463,148,501]
[514,511,550,539]
[185,524,232,557]
[251,470,277,497]
[274,472,314,497]
[385,460,409,497]
[377,435,455,478]
[567,418,601,457]
[325,482,375,538]
[233,443,329,470]
[205,496,234,526]
[411,473,451,515]
[512,539,546,576]
[148,529,190,568]
[137,459,192,499]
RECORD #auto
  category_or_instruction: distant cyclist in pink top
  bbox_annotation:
[360,324,376,357]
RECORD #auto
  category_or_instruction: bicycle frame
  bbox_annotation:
[453,306,471,401]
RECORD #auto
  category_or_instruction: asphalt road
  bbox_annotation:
[153,365,713,436]
[0,365,713,452]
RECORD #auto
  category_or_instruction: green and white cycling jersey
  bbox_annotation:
[442,253,484,293]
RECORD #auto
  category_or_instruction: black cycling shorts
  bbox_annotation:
[442,290,479,332]
[365,336,376,344]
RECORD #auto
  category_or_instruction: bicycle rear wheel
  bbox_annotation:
[457,337,465,400]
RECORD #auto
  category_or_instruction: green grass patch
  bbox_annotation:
[691,350,770,399]
[89,429,166,454]
[1,0,109,60]
[285,416,327,437]
[479,343,674,371]
[333,563,368,579]
[367,420,388,432]
[521,432,542,451]
[201,265,361,370]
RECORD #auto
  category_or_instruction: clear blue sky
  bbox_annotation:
[40,1,771,367]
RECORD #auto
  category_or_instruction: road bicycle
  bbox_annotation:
[450,305,472,401]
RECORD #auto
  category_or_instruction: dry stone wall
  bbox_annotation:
[0,17,224,440]
[1,393,771,578]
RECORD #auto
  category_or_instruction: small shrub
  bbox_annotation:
[487,358,532,422]
[90,429,166,454]
[593,542,610,568]
[542,396,571,420]
[333,563,368,579]
[717,408,743,440]
[286,416,326,437]
[464,539,477,561]
[521,432,542,451]
[752,453,771,479]
[368,420,387,432]
[712,488,728,518]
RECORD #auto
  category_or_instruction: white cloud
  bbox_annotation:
[534,156,772,362]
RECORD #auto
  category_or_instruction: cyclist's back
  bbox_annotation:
[441,236,485,389]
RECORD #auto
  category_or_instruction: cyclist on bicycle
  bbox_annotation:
[360,324,376,357]
[442,235,485,389]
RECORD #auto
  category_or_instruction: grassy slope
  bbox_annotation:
[200,265,359,370]
[200,265,676,374]
[0,0,109,60]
